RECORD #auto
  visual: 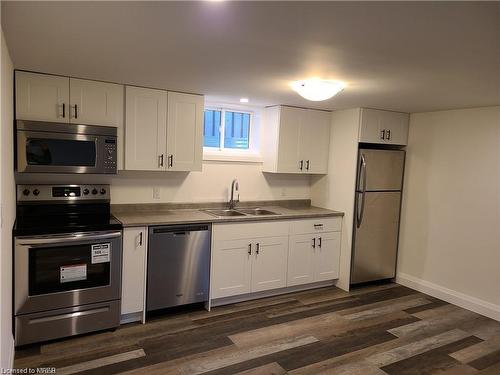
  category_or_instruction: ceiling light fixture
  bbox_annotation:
[239,98,249,103]
[290,78,346,101]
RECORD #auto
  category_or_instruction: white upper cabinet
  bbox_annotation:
[125,87,204,172]
[359,108,409,145]
[263,106,331,174]
[166,91,203,172]
[125,86,168,171]
[301,109,331,174]
[69,78,124,127]
[16,71,70,122]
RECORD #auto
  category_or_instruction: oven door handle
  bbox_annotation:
[16,231,122,246]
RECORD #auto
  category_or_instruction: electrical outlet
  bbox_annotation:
[153,187,161,200]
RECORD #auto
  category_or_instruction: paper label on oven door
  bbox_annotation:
[60,264,87,283]
[91,243,111,264]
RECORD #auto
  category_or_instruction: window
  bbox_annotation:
[203,105,260,162]
[203,109,251,150]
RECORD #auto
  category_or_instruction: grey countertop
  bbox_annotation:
[112,200,343,227]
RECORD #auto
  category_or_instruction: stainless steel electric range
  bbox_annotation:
[13,184,123,346]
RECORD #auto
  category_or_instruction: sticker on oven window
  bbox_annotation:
[91,243,111,264]
[60,264,87,283]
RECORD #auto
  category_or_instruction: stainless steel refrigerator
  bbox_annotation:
[351,148,405,285]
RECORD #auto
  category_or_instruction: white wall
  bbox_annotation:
[310,108,360,291]
[0,27,15,369]
[110,161,311,204]
[397,106,500,321]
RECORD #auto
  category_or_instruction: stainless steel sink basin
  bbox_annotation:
[203,209,246,218]
[236,208,280,216]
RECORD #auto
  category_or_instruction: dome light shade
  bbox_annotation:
[290,79,345,101]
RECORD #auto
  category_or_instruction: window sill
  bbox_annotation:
[203,151,263,163]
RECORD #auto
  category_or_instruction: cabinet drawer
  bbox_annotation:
[290,217,342,235]
[213,221,290,242]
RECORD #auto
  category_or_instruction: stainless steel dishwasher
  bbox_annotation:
[147,224,211,311]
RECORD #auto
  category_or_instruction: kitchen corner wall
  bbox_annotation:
[0,27,15,370]
[109,161,311,204]
[398,106,500,321]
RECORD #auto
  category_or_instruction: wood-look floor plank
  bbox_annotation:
[434,364,478,375]
[341,297,431,320]
[366,329,473,367]
[478,361,500,374]
[468,349,500,370]
[388,306,480,339]
[233,362,287,375]
[451,335,500,364]
[229,310,415,348]
[380,336,482,375]
[56,349,146,375]
[120,335,318,375]
[403,299,449,314]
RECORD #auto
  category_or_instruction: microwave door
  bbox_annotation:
[17,131,100,174]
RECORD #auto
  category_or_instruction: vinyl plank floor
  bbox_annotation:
[14,283,500,375]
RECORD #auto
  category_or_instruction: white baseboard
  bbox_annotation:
[396,272,500,322]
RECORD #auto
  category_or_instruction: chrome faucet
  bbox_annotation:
[229,179,240,209]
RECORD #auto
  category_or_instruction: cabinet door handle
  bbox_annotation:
[299,160,304,171]
[256,243,260,254]
[380,129,386,140]
[168,154,173,168]
[386,129,391,140]
[312,238,316,248]
[318,237,322,248]
[159,154,164,168]
[248,243,252,255]
[139,232,143,246]
[62,103,66,118]
[306,160,310,170]
[72,104,78,119]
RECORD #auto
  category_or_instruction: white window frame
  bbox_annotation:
[203,102,262,163]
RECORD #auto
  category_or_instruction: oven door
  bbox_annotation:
[15,231,122,315]
[17,130,106,174]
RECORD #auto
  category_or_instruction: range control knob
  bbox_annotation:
[22,189,30,196]
[33,189,40,196]
[92,188,98,195]
[100,188,107,195]
[83,188,90,195]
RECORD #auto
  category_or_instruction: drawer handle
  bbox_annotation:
[314,224,323,228]
[29,307,109,324]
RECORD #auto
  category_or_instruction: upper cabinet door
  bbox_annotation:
[359,108,409,145]
[15,71,69,123]
[69,78,124,127]
[166,92,203,172]
[125,86,167,171]
[300,109,331,174]
[276,106,303,173]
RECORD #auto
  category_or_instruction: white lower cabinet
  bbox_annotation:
[121,227,147,320]
[287,218,342,287]
[287,234,316,286]
[251,236,288,292]
[211,218,341,300]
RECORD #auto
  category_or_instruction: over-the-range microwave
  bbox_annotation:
[16,120,117,174]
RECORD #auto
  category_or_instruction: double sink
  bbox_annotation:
[202,207,280,218]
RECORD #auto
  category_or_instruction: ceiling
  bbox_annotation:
[2,1,499,113]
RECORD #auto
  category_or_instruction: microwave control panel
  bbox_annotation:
[103,138,117,173]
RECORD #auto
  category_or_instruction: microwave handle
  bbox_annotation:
[16,231,122,246]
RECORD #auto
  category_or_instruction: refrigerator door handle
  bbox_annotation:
[357,153,367,228]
